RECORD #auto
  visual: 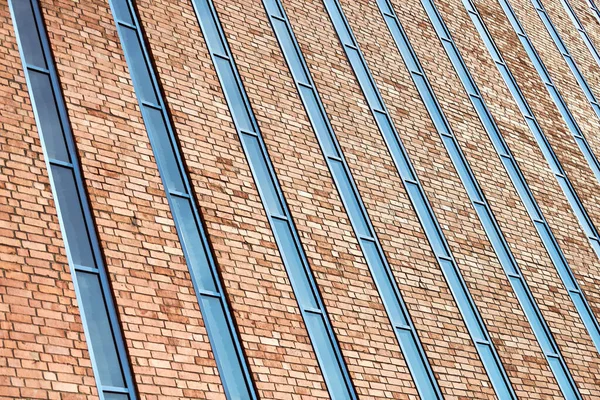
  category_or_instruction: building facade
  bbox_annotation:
[2,0,600,398]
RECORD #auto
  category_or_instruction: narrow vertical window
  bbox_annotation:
[188,0,357,398]
[105,0,257,398]
[419,0,600,354]
[323,0,582,398]
[484,0,600,183]
[8,0,137,399]
[559,0,600,70]
[263,0,495,397]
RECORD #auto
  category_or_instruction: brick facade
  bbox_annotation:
[1,0,599,398]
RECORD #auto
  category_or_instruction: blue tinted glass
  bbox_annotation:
[303,312,351,400]
[200,295,252,399]
[571,292,600,346]
[111,0,134,25]
[242,134,285,216]
[478,344,512,399]
[440,259,485,339]
[119,26,158,105]
[52,165,96,268]
[385,23,419,73]
[405,183,445,255]
[271,218,318,309]
[76,271,125,387]
[104,394,129,400]
[346,48,383,110]
[29,71,70,163]
[360,239,407,326]
[214,57,253,132]
[329,159,371,238]
[298,85,339,158]
[192,0,227,56]
[11,0,47,68]
[508,172,540,219]
[372,111,415,181]
[447,47,473,89]
[395,328,437,399]
[140,106,186,193]
[263,0,283,18]
[413,75,448,134]
[509,278,553,353]
[377,0,393,15]
[171,196,218,293]
[440,135,480,201]
[324,1,353,45]
[272,19,309,84]
[547,356,578,399]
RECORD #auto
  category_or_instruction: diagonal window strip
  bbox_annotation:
[585,0,600,24]
[421,0,600,354]
[489,0,600,183]
[423,0,589,397]
[324,0,584,397]
[379,0,526,397]
[188,0,358,398]
[559,0,600,69]
[261,0,447,397]
[8,0,138,399]
[460,0,600,264]
[422,0,600,354]
[529,0,600,117]
[106,1,257,398]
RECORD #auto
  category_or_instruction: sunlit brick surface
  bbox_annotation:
[2,0,600,398]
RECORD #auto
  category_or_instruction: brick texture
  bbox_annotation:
[0,2,97,399]
[1,0,599,398]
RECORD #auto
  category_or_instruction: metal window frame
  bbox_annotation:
[418,0,600,355]
[490,0,600,182]
[261,0,449,397]
[585,0,600,24]
[559,0,600,68]
[529,0,600,117]
[323,0,582,397]
[8,0,138,399]
[105,1,257,398]
[188,0,358,398]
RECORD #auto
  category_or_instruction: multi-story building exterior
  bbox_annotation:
[2,0,600,398]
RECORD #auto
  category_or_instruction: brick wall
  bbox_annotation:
[1,0,599,398]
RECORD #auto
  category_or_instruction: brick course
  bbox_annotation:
[1,0,599,398]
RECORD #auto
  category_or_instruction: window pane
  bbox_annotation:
[242,134,285,216]
[104,393,129,400]
[298,85,339,158]
[76,271,125,388]
[119,26,158,105]
[51,165,96,268]
[199,295,252,399]
[346,48,382,110]
[441,259,485,339]
[214,56,253,132]
[329,159,370,238]
[111,0,134,25]
[477,344,512,399]
[192,0,227,56]
[272,18,309,84]
[171,196,217,293]
[372,111,415,181]
[271,218,318,309]
[395,328,437,399]
[304,312,351,400]
[361,239,407,326]
[29,71,70,163]
[140,106,186,194]
[12,0,47,68]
